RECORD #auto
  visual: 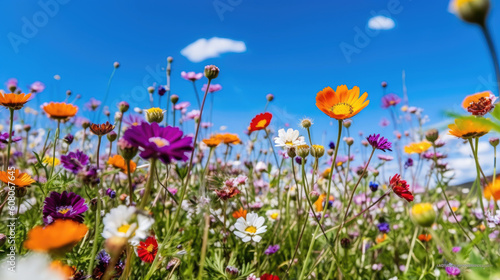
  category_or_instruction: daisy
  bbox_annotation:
[315,85,369,120]
[233,212,267,243]
[266,209,280,222]
[273,128,306,148]
[101,205,154,245]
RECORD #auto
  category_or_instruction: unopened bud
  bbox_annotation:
[204,65,220,80]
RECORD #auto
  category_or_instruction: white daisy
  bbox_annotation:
[233,212,267,243]
[0,253,65,280]
[102,205,154,245]
[274,128,306,148]
[266,209,280,222]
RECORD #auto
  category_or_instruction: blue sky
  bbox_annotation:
[1,0,500,182]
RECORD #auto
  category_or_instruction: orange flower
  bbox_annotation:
[24,220,88,253]
[49,261,75,278]
[232,207,247,219]
[90,121,115,136]
[376,234,387,243]
[315,85,369,120]
[43,102,78,121]
[418,234,432,242]
[462,91,493,111]
[404,141,432,154]
[249,112,272,132]
[322,168,332,179]
[202,136,222,148]
[448,117,491,139]
[216,133,241,145]
[0,92,32,110]
[0,169,36,188]
[108,154,136,174]
[484,178,500,201]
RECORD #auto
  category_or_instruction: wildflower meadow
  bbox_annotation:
[1,0,500,279]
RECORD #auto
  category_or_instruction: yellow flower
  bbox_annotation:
[376,234,387,244]
[404,141,432,154]
[411,203,436,227]
[44,157,60,166]
[315,85,369,120]
[448,117,491,139]
[451,0,489,25]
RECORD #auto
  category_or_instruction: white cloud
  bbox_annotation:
[368,16,395,30]
[180,37,246,62]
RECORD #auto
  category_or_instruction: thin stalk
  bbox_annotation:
[139,158,157,209]
[480,23,500,95]
[4,109,14,171]
[50,120,61,178]
[126,160,134,206]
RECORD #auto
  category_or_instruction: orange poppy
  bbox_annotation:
[418,234,432,242]
[316,85,369,120]
[249,112,272,132]
[90,121,115,136]
[43,102,78,121]
[0,92,32,110]
[376,234,387,243]
[0,169,36,188]
[202,137,222,148]
[24,220,88,253]
[108,154,136,174]
[232,207,247,219]
[216,133,241,145]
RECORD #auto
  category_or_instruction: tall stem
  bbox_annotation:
[139,159,157,209]
[50,120,60,178]
[88,191,102,274]
[480,23,500,95]
[192,81,201,109]
[4,109,14,171]
[126,160,134,206]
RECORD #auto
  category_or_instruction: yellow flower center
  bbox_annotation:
[285,141,293,146]
[256,119,267,128]
[146,244,155,253]
[57,207,71,214]
[147,108,163,114]
[245,226,257,233]
[451,207,458,212]
[149,137,170,148]
[270,213,279,220]
[118,224,131,233]
[331,103,353,116]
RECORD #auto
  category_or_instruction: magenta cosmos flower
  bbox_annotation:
[123,122,193,164]
[381,93,401,108]
[43,191,88,225]
[30,81,45,93]
[181,71,203,81]
[201,83,222,93]
[366,134,392,152]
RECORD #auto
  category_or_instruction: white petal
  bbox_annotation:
[255,217,265,228]
[234,231,247,238]
[242,236,252,242]
[252,235,262,242]
[256,226,268,234]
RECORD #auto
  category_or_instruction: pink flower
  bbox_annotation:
[202,83,222,93]
[6,78,18,90]
[181,71,203,81]
[174,101,191,110]
[30,81,45,93]
[185,110,200,120]
[201,122,213,128]
[379,117,390,127]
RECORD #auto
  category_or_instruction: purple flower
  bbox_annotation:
[404,158,414,168]
[452,247,461,253]
[201,83,222,93]
[80,165,100,186]
[264,244,280,255]
[96,249,111,264]
[445,266,460,276]
[329,141,335,149]
[366,134,392,152]
[377,154,393,161]
[29,81,45,93]
[377,222,390,233]
[123,114,145,127]
[379,117,390,127]
[123,122,193,164]
[6,78,18,90]
[63,133,74,145]
[0,131,22,144]
[158,85,167,96]
[85,98,101,111]
[61,150,89,174]
[106,188,116,199]
[181,71,203,81]
[381,93,401,108]
[43,191,88,225]
[174,101,191,110]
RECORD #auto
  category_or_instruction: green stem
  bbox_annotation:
[4,109,14,171]
[50,120,60,178]
[88,194,102,274]
[480,23,500,95]
[139,158,157,209]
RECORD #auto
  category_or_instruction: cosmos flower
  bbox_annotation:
[42,102,78,121]
[89,122,115,136]
[366,134,392,152]
[274,128,306,148]
[381,93,401,108]
[43,191,88,225]
[404,141,432,154]
[123,122,193,165]
[123,114,145,127]
[315,85,369,120]
[107,154,136,174]
[201,83,222,93]
[249,112,272,132]
[445,266,460,276]
[101,205,154,245]
[462,91,495,116]
[389,174,413,202]
[60,150,89,174]
[448,117,491,139]
[0,92,32,110]
[24,220,88,253]
[29,81,45,93]
[0,131,22,143]
[85,98,101,111]
[378,154,393,161]
[233,212,267,243]
[137,236,158,263]
[181,71,203,81]
[174,101,191,110]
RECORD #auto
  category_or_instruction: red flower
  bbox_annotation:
[249,112,272,132]
[261,274,280,280]
[389,174,413,202]
[137,236,158,263]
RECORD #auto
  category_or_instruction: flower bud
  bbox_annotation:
[369,182,379,192]
[63,134,74,145]
[490,137,499,147]
[23,124,31,132]
[167,56,174,63]
[170,94,179,104]
[0,233,6,247]
[204,65,220,80]
[114,112,122,122]
[381,81,387,88]
[66,90,72,96]
[90,198,98,211]
[266,93,274,102]
[82,120,90,129]
[297,145,310,158]
[327,149,334,156]
[118,101,129,113]
[107,131,117,142]
[411,203,436,228]
[343,119,352,128]
[425,129,439,143]
[452,0,489,25]
[310,145,325,158]
[113,62,120,68]
[344,137,354,146]
[300,118,313,129]
[340,237,351,249]
[287,147,296,158]
[145,108,164,123]
[147,86,155,94]
[118,138,138,161]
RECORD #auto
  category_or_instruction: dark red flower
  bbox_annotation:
[389,174,413,202]
[214,186,240,201]
[261,274,280,280]
[137,236,158,263]
[89,121,115,136]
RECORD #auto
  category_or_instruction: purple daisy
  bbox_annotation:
[366,134,392,152]
[0,131,22,144]
[123,114,145,127]
[123,122,193,164]
[381,93,401,108]
[61,150,89,174]
[43,191,88,225]
[264,244,280,255]
[445,266,460,276]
